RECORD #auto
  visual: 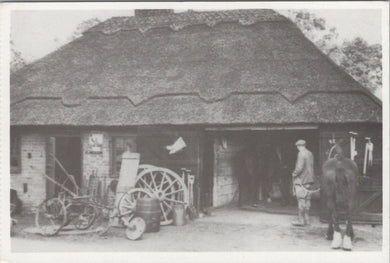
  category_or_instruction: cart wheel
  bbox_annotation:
[118,188,153,224]
[74,205,97,230]
[135,167,189,226]
[138,164,156,174]
[35,198,67,236]
[126,216,146,240]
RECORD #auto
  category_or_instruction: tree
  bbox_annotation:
[10,40,26,73]
[69,18,101,41]
[285,10,382,96]
[286,11,340,57]
[340,38,382,94]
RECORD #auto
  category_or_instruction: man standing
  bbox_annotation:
[291,139,314,226]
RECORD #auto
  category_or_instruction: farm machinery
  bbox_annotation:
[32,154,193,240]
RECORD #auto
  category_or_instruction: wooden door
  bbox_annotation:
[212,134,242,207]
[200,133,214,209]
[45,137,56,199]
[352,185,382,224]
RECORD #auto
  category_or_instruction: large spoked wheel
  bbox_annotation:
[138,164,156,174]
[118,188,153,225]
[135,167,189,226]
[35,198,67,236]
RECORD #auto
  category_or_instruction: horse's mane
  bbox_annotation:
[323,143,359,187]
[334,144,344,161]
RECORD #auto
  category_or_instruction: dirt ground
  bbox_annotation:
[11,207,382,252]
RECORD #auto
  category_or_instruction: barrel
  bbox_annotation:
[135,197,161,233]
[172,204,186,226]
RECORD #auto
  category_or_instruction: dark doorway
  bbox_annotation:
[201,133,214,210]
[209,128,320,214]
[54,137,82,195]
[257,129,319,201]
[238,129,320,215]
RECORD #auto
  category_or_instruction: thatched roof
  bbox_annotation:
[11,9,381,126]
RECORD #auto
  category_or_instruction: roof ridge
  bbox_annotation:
[86,9,288,35]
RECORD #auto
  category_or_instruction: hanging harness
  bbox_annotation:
[363,137,374,176]
[296,179,321,195]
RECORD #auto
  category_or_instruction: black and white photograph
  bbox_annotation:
[2,1,389,262]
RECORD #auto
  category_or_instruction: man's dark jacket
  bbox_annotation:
[292,148,314,185]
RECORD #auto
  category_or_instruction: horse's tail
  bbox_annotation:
[335,167,348,205]
[335,167,348,187]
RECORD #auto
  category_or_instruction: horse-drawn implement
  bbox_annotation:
[32,154,191,239]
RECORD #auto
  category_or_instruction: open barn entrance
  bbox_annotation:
[211,128,320,215]
[54,137,82,195]
[46,136,82,198]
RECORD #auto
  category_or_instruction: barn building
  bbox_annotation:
[11,9,382,223]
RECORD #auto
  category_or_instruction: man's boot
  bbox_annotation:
[304,209,310,225]
[291,209,305,226]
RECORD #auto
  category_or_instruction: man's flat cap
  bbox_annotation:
[295,139,306,146]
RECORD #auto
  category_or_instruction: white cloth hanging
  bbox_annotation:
[363,138,374,176]
[166,137,187,155]
[349,131,358,161]
[367,140,374,166]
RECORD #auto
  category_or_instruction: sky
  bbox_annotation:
[11,9,382,63]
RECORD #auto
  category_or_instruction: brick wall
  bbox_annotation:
[82,131,111,181]
[212,138,240,207]
[11,133,46,213]
[10,130,129,212]
[81,131,114,204]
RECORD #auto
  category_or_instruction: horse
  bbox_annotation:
[237,145,259,206]
[321,143,359,250]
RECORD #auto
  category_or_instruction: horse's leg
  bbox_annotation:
[249,172,259,205]
[326,207,334,240]
[331,204,342,249]
[248,174,254,205]
[347,213,354,240]
[343,203,354,251]
[238,175,245,207]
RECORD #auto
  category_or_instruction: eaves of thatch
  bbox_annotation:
[10,9,382,127]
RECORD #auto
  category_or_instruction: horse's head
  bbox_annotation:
[327,138,345,161]
[334,143,344,161]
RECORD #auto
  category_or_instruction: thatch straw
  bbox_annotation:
[11,9,381,126]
